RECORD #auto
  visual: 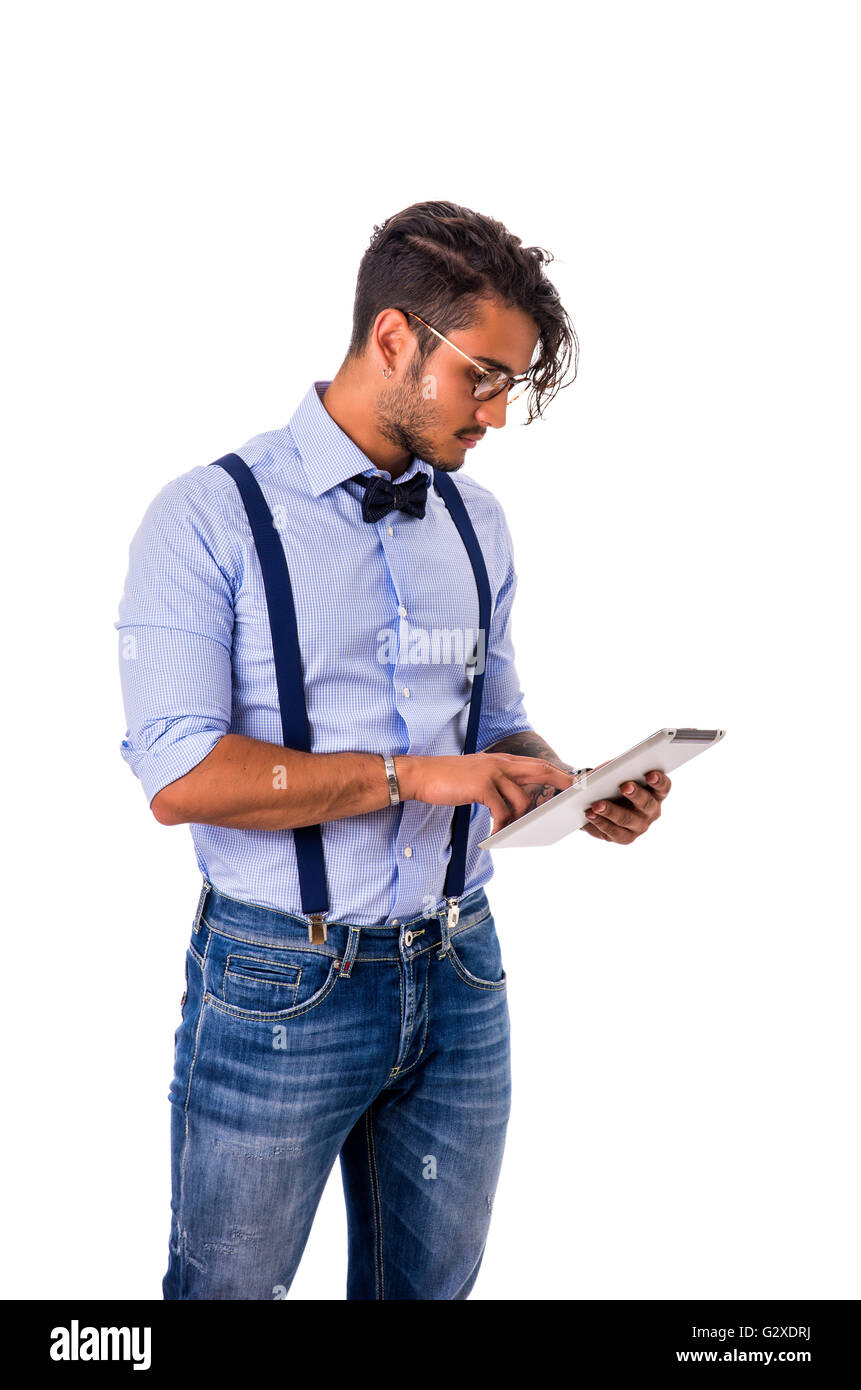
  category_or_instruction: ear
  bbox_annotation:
[373,307,413,375]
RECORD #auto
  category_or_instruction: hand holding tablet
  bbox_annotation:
[579,765,672,844]
[477,727,725,850]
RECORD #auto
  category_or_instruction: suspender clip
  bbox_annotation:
[308,913,328,944]
[446,897,460,931]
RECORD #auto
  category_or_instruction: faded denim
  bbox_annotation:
[163,881,511,1300]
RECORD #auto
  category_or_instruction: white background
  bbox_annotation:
[2,0,857,1300]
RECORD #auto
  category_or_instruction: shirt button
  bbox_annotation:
[391,919,399,926]
[402,687,410,698]
[398,605,406,617]
[387,525,394,536]
[404,846,412,858]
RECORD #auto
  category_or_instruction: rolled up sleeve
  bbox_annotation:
[476,509,532,752]
[115,471,236,808]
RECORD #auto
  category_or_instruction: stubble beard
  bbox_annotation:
[374,369,463,473]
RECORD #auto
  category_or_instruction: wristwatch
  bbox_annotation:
[383,754,401,805]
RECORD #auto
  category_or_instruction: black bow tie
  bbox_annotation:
[344,470,430,523]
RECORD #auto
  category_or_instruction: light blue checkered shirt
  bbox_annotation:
[115,381,532,926]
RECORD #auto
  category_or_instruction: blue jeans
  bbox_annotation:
[163,881,511,1299]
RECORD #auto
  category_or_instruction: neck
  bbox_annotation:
[321,368,413,480]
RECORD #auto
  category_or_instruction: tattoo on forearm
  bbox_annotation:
[481,730,577,813]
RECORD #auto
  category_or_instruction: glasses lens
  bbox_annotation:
[473,371,509,401]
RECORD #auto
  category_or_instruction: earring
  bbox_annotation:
[382,366,393,378]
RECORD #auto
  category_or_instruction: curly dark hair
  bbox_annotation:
[345,200,579,425]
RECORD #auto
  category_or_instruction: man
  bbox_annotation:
[116,199,671,1300]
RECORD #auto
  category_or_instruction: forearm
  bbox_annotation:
[151,733,406,830]
[481,729,575,775]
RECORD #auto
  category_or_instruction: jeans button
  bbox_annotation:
[403,930,414,947]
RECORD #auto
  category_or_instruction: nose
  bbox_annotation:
[473,391,509,431]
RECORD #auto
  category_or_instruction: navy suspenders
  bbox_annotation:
[210,453,492,943]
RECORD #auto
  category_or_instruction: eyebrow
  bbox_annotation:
[474,354,531,377]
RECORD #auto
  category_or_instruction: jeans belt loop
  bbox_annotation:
[339,925,360,979]
[437,899,456,959]
[192,879,211,934]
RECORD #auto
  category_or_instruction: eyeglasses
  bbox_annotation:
[397,309,533,404]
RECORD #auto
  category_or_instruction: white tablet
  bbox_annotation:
[477,727,726,850]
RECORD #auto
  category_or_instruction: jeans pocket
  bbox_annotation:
[207,941,340,1021]
[223,953,302,1013]
[446,913,507,991]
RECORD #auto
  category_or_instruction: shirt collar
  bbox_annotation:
[288,381,434,498]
